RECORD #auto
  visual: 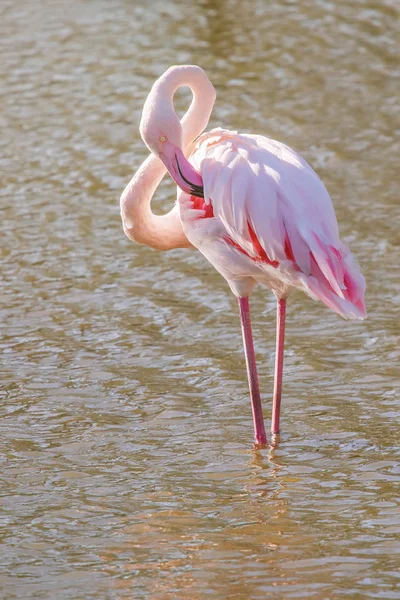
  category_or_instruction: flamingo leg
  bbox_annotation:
[238,297,267,446]
[271,298,287,435]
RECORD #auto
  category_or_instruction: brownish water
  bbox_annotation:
[1,0,399,598]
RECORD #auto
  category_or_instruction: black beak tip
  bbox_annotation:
[175,154,204,199]
[190,186,204,199]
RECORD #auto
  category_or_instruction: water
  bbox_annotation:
[1,0,399,598]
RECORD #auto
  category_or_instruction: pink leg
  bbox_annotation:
[271,298,287,435]
[238,297,267,446]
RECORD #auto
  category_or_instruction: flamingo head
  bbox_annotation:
[139,83,204,198]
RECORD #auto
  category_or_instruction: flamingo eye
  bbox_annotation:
[160,135,167,143]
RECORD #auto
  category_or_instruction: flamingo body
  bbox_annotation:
[120,65,366,446]
[180,128,366,320]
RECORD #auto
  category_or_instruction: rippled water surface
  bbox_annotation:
[1,0,399,598]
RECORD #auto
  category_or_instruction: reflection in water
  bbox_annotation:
[0,0,399,598]
[99,449,292,598]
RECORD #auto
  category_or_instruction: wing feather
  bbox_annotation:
[192,129,366,318]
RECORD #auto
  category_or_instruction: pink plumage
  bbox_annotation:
[181,128,366,321]
[121,65,366,446]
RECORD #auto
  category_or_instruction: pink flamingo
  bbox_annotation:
[120,65,366,446]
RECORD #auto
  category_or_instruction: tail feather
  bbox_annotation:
[302,234,366,320]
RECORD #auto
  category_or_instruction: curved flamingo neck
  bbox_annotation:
[160,66,216,150]
[120,66,215,250]
[120,154,190,250]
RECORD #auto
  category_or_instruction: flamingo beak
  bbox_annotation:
[159,142,204,198]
